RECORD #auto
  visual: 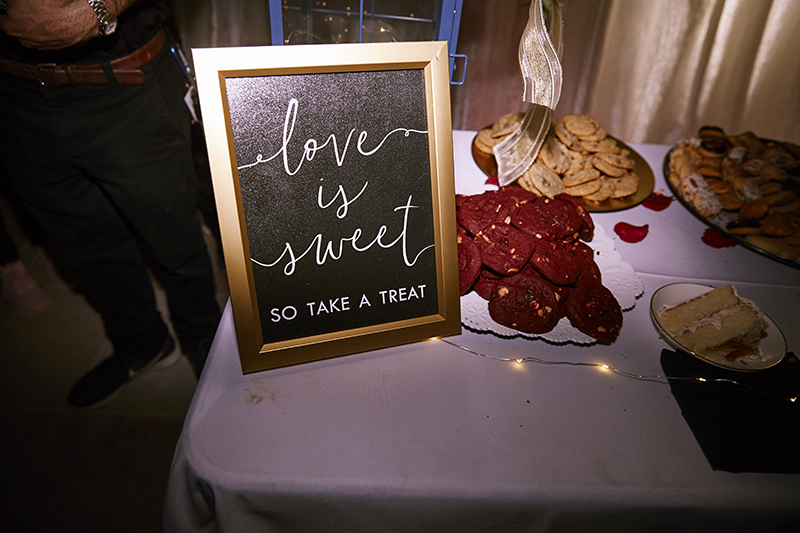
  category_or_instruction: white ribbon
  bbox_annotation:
[494,0,564,186]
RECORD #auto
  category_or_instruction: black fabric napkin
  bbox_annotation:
[660,349,800,474]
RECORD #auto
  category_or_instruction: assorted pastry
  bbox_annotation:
[457,186,622,343]
[667,126,800,261]
[474,113,642,203]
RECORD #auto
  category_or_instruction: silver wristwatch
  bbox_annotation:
[87,0,118,36]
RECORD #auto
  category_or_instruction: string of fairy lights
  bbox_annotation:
[438,338,799,404]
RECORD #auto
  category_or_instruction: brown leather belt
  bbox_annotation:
[0,29,165,86]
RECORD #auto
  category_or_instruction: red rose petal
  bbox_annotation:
[701,228,737,248]
[642,192,672,211]
[614,222,649,243]
[485,176,499,186]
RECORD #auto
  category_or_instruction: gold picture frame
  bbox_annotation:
[193,42,460,373]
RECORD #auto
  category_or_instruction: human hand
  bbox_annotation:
[0,0,98,50]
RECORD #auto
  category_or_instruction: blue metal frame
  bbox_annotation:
[268,0,284,48]
[267,0,466,84]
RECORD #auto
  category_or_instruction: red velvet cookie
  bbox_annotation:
[474,269,502,300]
[457,190,519,236]
[474,222,536,276]
[488,267,561,334]
[529,239,584,286]
[556,193,594,241]
[566,278,622,343]
[571,241,602,283]
[552,284,572,319]
[511,196,582,241]
[524,267,570,319]
[458,227,482,295]
[497,185,539,206]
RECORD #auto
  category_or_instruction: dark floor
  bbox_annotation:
[0,199,229,532]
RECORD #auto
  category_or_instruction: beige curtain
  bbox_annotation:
[176,0,800,145]
[451,0,800,145]
[175,0,272,51]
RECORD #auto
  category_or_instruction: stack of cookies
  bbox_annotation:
[474,113,641,203]
[457,186,623,343]
[548,115,640,203]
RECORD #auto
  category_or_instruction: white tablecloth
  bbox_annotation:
[164,132,800,533]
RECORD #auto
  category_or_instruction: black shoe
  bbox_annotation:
[67,334,177,408]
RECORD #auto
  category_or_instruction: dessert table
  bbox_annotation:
[163,131,800,532]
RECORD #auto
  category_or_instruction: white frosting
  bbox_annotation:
[691,183,723,218]
[658,286,768,361]
[735,177,763,202]
[728,146,747,163]
[662,305,734,336]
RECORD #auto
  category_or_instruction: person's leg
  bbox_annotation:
[0,200,19,267]
[192,122,223,258]
[0,198,50,315]
[55,43,221,373]
[0,39,220,381]
[0,73,173,406]
[2,168,73,290]
[2,146,170,357]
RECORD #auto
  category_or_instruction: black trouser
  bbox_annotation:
[0,41,220,359]
[1,164,50,265]
[0,208,19,265]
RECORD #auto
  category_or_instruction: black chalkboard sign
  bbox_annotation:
[194,42,460,373]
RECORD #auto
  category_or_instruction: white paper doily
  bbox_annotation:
[461,222,644,344]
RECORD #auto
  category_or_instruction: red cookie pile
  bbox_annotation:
[457,186,622,343]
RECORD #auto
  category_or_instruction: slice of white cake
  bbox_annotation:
[658,284,768,361]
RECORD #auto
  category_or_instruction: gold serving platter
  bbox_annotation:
[471,133,654,212]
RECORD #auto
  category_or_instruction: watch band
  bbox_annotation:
[87,0,118,36]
